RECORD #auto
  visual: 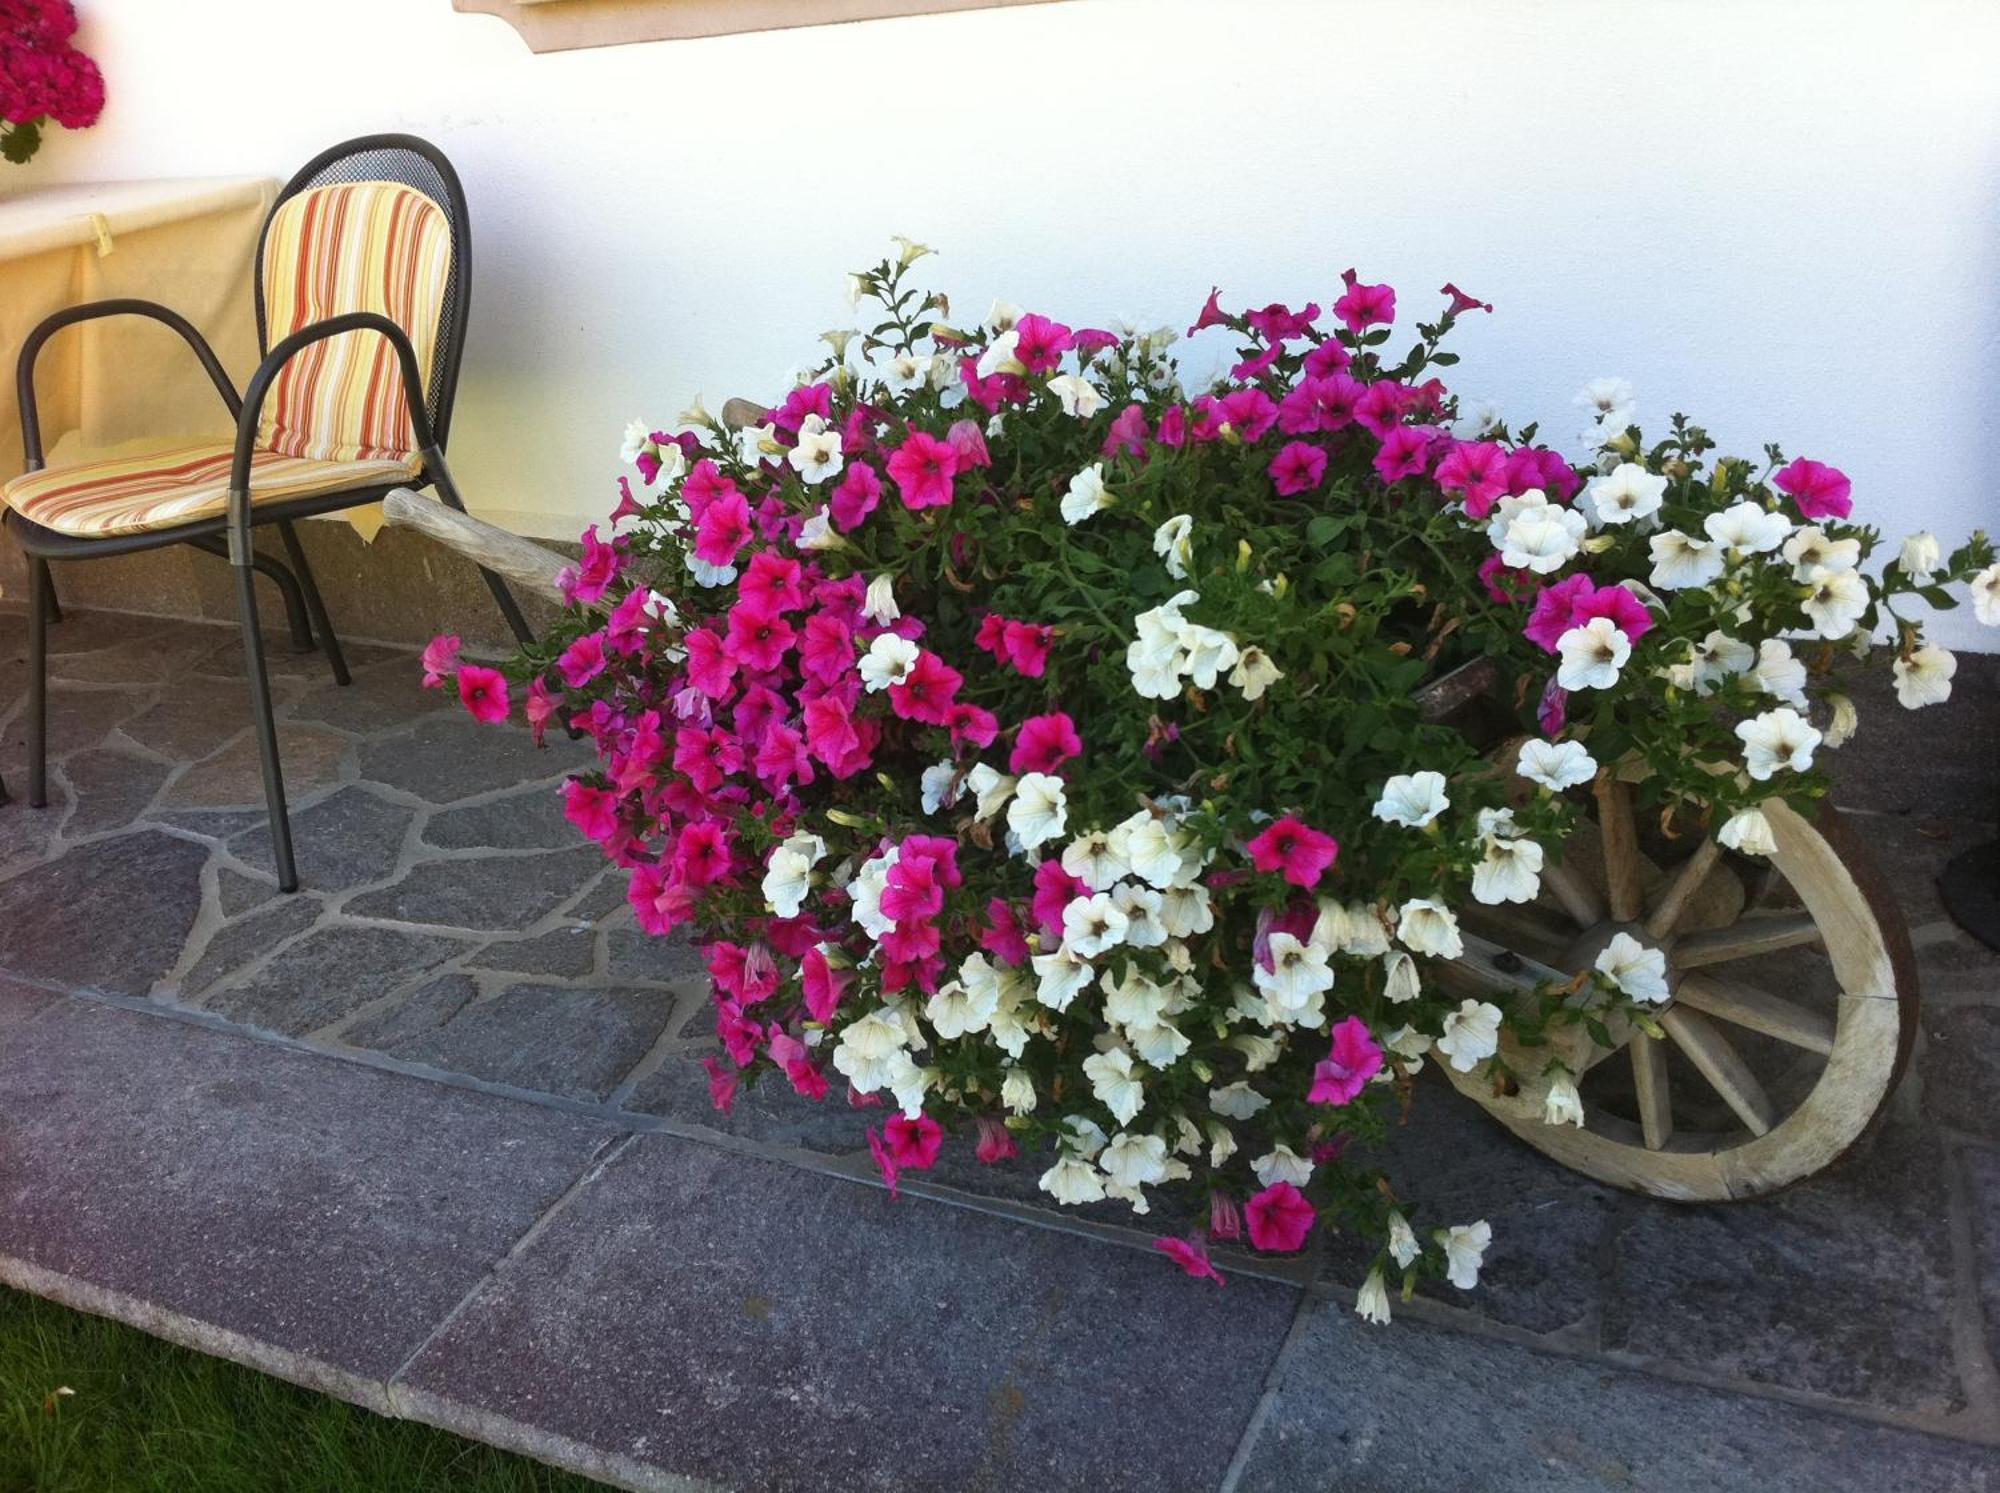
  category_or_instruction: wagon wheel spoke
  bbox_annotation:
[1671,911,1823,969]
[1541,861,1604,929]
[1672,972,1836,1055]
[1593,776,1645,923]
[1643,836,1721,941]
[1630,1033,1673,1150]
[1443,932,1569,998]
[1658,1006,1780,1136]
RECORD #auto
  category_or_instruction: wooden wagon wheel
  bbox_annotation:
[1437,782,1919,1201]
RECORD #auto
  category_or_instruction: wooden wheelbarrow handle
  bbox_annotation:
[382,488,569,605]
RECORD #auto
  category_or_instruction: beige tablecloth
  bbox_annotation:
[0,175,275,499]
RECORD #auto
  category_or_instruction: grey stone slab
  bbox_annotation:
[0,832,207,996]
[0,791,63,872]
[623,1050,868,1157]
[344,846,606,933]
[149,807,269,841]
[423,784,578,852]
[0,997,617,1386]
[162,723,349,810]
[0,683,152,769]
[1601,1116,1963,1416]
[226,785,413,892]
[0,975,55,1034]
[336,971,481,1052]
[46,620,216,684]
[403,1136,1299,1493]
[58,748,173,838]
[1831,651,1998,821]
[193,632,400,683]
[1925,1004,2000,1142]
[1236,1294,1999,1493]
[358,714,588,806]
[602,927,705,986]
[173,895,322,998]
[1837,809,1990,933]
[349,977,676,1101]
[217,866,279,917]
[468,927,598,979]
[287,664,451,737]
[116,675,261,762]
[1967,1145,2000,1382]
[198,924,469,1036]
[565,869,630,924]
[1321,1073,1621,1337]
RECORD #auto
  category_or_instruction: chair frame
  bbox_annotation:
[2,133,531,890]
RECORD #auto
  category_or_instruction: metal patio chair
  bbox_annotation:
[1,133,529,890]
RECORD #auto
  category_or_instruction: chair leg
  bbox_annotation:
[26,557,48,808]
[36,560,60,626]
[278,521,349,687]
[430,464,534,647]
[187,536,314,652]
[232,559,298,892]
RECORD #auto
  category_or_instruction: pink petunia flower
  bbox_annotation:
[1002,620,1055,678]
[945,419,992,471]
[561,779,620,845]
[980,898,1030,965]
[887,651,962,726]
[1440,282,1492,316]
[1307,1015,1384,1106]
[1373,424,1436,485]
[741,551,807,613]
[1209,1192,1244,1242]
[722,602,796,674]
[974,1115,1019,1164]
[830,461,883,531]
[1012,313,1074,374]
[557,632,608,689]
[768,1030,829,1100]
[1773,457,1853,521]
[693,490,752,567]
[420,633,462,689]
[1031,859,1088,938]
[1278,373,1365,435]
[867,1126,902,1200]
[1155,1235,1227,1285]
[1333,268,1396,333]
[562,525,622,606]
[887,429,960,510]
[682,627,737,699]
[1522,573,1597,653]
[524,677,559,746]
[457,665,510,724]
[1353,380,1410,440]
[1433,439,1511,517]
[884,1112,944,1170]
[1538,678,1569,736]
[1009,712,1082,776]
[1477,553,1536,605]
[1187,286,1229,336]
[1246,816,1339,888]
[1269,441,1329,496]
[948,702,999,750]
[1103,403,1150,459]
[1218,388,1280,442]
[701,1055,738,1115]
[1245,1181,1317,1253]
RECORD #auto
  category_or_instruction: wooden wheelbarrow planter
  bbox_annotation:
[383,486,1919,1204]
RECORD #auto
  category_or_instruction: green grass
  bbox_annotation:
[0,1288,606,1493]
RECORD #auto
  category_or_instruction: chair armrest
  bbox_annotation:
[225,311,438,564]
[16,298,243,470]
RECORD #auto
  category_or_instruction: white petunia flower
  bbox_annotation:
[1704,500,1791,554]
[1436,999,1502,1072]
[1208,1081,1270,1120]
[1736,707,1822,780]
[1254,932,1336,1021]
[1355,1269,1393,1326]
[1575,377,1634,418]
[1495,492,1588,574]
[1718,806,1777,856]
[975,327,1024,379]
[1061,462,1113,525]
[1388,1211,1421,1269]
[925,978,998,1041]
[1002,1067,1038,1115]
[1121,814,1193,890]
[920,761,960,815]
[1555,616,1632,691]
[1113,882,1169,948]
[1158,884,1215,939]
[1648,530,1726,591]
[1595,930,1670,1003]
[736,421,785,467]
[849,850,900,939]
[983,299,1022,334]
[686,556,739,588]
[1684,631,1756,696]
[1178,625,1240,690]
[1824,692,1859,748]
[1153,514,1194,579]
[759,831,825,919]
[1100,1131,1170,1188]
[1061,830,1131,892]
[1784,526,1860,581]
[1038,1156,1106,1206]
[1585,462,1668,526]
[1801,566,1869,640]
[1396,898,1464,959]
[966,763,1017,821]
[1438,1220,1492,1289]
[1083,1047,1146,1125]
[1899,531,1942,583]
[1971,563,2000,626]
[1047,373,1104,419]
[1007,772,1069,850]
[857,631,920,692]
[1544,1068,1585,1128]
[786,413,845,485]
[1516,739,1598,792]
[1372,770,1450,827]
[1031,944,1094,1011]
[831,1009,907,1093]
[619,418,652,465]
[1892,644,1956,709]
[1752,638,1809,708]
[1472,833,1545,905]
[1383,949,1422,1004]
[861,574,900,625]
[1062,891,1129,958]
[1252,1144,1314,1189]
[1228,645,1284,701]
[796,509,842,552]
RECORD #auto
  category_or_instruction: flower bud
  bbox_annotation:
[1236,539,1252,572]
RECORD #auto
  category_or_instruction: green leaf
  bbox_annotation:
[2,118,43,165]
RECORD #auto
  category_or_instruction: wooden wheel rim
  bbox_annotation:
[1442,799,1918,1201]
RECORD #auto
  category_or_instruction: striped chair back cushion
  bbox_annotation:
[257,181,453,465]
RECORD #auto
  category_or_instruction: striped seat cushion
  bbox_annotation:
[257,180,453,464]
[1,442,420,538]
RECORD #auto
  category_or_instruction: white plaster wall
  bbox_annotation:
[17,0,1999,645]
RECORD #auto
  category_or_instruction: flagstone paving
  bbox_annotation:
[0,602,1997,1492]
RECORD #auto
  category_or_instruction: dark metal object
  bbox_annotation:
[2,135,530,893]
[1941,840,2000,951]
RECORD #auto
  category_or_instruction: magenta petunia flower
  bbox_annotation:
[1373,424,1436,485]
[1103,402,1150,459]
[884,1112,944,1170]
[1353,380,1411,440]
[1243,301,1321,344]
[1218,387,1280,442]
[1002,620,1055,678]
[1245,1181,1317,1253]
[1009,711,1083,775]
[740,551,807,613]
[887,651,962,726]
[1434,439,1511,517]
[682,627,737,699]
[979,898,1031,965]
[1187,285,1230,336]
[1278,372,1365,436]
[420,633,461,689]
[945,419,992,471]
[1012,313,1074,375]
[830,461,882,531]
[801,946,851,1024]
[1440,282,1493,316]
[524,677,558,746]
[556,632,607,689]
[701,1056,738,1115]
[1773,457,1853,521]
[867,1126,902,1200]
[886,429,959,510]
[1333,268,1396,333]
[1154,1235,1227,1286]
[1246,815,1339,888]
[1269,441,1329,496]
[1307,1015,1384,1107]
[1209,1191,1244,1242]
[947,702,1000,750]
[561,779,620,846]
[722,602,796,674]
[975,1115,1020,1164]
[456,664,510,724]
[1523,573,1596,653]
[1031,859,1088,939]
[1537,678,1569,736]
[693,490,752,567]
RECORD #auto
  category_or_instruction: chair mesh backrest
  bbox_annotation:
[256,139,471,451]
